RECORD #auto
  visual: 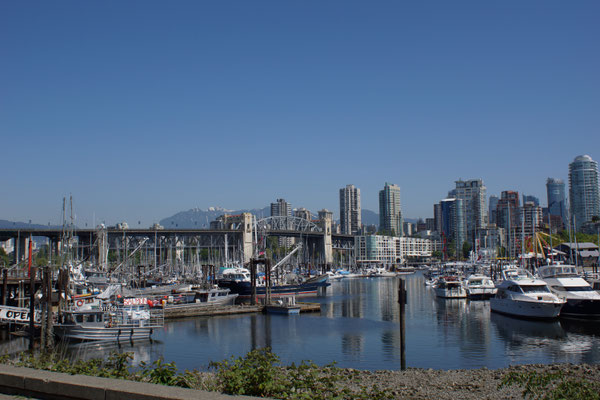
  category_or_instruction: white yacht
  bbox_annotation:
[490,268,565,319]
[434,277,467,298]
[463,274,497,300]
[537,264,600,319]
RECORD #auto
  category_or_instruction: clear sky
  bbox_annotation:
[1,1,599,227]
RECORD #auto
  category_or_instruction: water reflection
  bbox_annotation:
[3,273,599,371]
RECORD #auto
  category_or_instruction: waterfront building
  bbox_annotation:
[451,179,487,244]
[379,182,403,236]
[496,191,520,257]
[546,178,566,229]
[439,198,466,256]
[488,195,499,226]
[294,207,312,221]
[355,235,439,265]
[569,155,600,232]
[339,184,362,235]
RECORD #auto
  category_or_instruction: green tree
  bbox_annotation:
[0,248,10,267]
[462,241,472,260]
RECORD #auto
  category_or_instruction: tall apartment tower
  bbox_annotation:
[546,178,566,228]
[496,191,520,257]
[439,198,466,255]
[271,198,292,247]
[271,198,292,218]
[379,182,403,236]
[568,155,600,232]
[453,179,486,243]
[488,195,499,225]
[339,184,361,235]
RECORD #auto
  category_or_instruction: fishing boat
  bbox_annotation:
[490,269,565,319]
[434,277,467,298]
[54,298,163,342]
[218,269,329,301]
[537,264,600,319]
[463,274,497,300]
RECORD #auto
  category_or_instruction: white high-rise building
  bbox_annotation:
[339,184,361,235]
[379,182,403,237]
[569,155,600,232]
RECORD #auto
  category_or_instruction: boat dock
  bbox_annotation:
[163,302,321,319]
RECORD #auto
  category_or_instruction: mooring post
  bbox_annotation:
[2,268,7,306]
[29,267,36,351]
[398,278,407,370]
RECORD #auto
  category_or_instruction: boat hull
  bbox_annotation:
[466,288,497,300]
[54,325,156,342]
[218,279,329,301]
[264,305,301,315]
[490,298,563,319]
[560,299,600,319]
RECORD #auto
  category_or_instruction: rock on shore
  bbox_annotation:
[337,363,600,399]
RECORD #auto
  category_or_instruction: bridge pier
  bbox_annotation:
[319,216,333,266]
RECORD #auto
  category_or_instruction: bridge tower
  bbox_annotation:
[241,213,254,264]
[319,215,333,266]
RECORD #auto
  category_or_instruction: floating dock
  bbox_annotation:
[163,302,321,319]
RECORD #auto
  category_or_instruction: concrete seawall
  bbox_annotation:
[0,365,261,400]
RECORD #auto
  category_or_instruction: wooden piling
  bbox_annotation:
[29,267,36,350]
[1,269,7,306]
[398,278,406,370]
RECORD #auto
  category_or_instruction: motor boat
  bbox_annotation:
[463,274,497,300]
[490,268,565,319]
[434,276,467,298]
[537,264,600,319]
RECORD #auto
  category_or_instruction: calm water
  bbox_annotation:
[7,272,600,371]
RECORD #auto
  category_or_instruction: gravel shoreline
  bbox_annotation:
[336,363,600,399]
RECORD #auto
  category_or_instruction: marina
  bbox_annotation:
[1,272,597,372]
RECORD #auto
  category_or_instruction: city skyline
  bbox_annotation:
[2,2,599,226]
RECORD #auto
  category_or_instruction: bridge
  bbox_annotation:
[0,214,355,270]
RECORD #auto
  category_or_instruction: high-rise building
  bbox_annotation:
[546,178,566,229]
[488,195,499,225]
[522,201,543,238]
[271,198,291,218]
[522,195,540,206]
[569,155,600,232]
[271,198,292,247]
[433,203,442,233]
[379,183,403,236]
[453,179,486,243]
[439,198,466,255]
[496,191,520,257]
[339,184,361,235]
[294,208,311,221]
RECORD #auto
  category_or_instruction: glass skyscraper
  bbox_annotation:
[568,155,600,232]
[546,178,566,227]
[339,184,361,235]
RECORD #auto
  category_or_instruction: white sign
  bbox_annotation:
[123,298,148,306]
[0,306,41,323]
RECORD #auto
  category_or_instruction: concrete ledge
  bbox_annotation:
[0,364,260,400]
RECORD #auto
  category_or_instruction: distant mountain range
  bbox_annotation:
[159,206,272,228]
[159,206,417,229]
[0,219,61,230]
[1,208,418,232]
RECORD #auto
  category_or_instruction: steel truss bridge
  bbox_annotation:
[0,216,354,270]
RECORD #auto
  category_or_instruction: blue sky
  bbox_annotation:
[1,1,599,226]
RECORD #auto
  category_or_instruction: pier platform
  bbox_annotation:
[163,302,321,319]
